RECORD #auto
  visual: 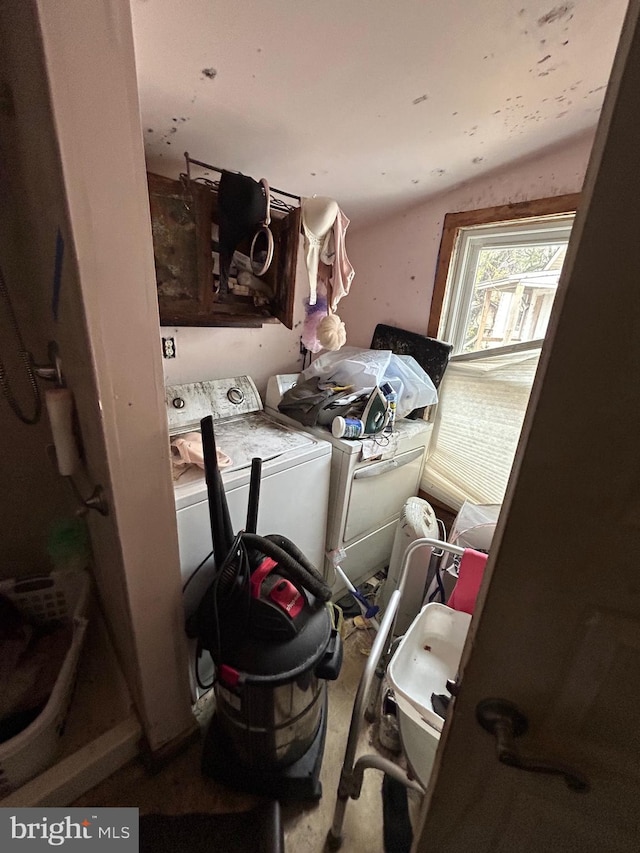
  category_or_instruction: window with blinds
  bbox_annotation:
[422,204,576,510]
[421,345,541,508]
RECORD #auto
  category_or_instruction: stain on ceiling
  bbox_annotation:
[131,0,628,224]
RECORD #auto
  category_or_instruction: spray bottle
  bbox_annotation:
[381,381,397,433]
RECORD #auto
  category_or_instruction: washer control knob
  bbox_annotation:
[227,387,244,405]
[172,397,185,409]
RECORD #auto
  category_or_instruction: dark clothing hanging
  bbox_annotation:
[217,170,267,294]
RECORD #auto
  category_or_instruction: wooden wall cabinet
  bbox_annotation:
[147,172,300,328]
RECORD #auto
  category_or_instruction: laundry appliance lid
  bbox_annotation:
[212,411,316,474]
[172,411,329,513]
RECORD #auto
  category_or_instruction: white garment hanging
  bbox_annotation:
[301,197,339,305]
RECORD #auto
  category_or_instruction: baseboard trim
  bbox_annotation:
[0,715,142,808]
[138,719,201,775]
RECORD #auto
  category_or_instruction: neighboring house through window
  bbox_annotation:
[421,195,579,511]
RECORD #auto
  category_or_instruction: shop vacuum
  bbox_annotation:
[188,415,342,800]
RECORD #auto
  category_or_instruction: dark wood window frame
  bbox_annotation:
[426,193,581,340]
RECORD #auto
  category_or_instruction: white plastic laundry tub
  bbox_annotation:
[386,602,471,787]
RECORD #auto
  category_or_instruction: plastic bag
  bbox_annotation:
[300,347,438,418]
[384,354,438,417]
[449,502,501,552]
[300,346,391,390]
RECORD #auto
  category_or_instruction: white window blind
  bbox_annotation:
[421,345,541,510]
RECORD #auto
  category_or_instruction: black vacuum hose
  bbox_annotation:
[201,415,235,563]
[240,533,331,603]
[263,534,326,585]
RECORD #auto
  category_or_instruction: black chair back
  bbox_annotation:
[370,323,453,418]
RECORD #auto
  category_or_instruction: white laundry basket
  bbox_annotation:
[386,602,470,786]
[0,569,90,796]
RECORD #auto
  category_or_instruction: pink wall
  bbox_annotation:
[339,131,595,348]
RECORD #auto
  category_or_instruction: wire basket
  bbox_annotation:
[0,569,90,797]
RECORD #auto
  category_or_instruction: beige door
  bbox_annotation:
[416,2,640,851]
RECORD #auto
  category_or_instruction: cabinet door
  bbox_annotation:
[148,172,214,324]
[266,206,301,330]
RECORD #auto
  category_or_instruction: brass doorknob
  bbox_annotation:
[476,698,589,792]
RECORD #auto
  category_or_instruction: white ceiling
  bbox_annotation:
[131,0,628,225]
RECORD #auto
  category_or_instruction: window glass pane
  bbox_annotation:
[461,243,567,353]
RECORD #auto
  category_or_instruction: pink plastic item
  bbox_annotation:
[447,548,488,615]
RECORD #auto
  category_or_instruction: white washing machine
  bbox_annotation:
[165,375,332,694]
[265,375,433,598]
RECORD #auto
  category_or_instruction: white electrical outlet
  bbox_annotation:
[162,337,176,358]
